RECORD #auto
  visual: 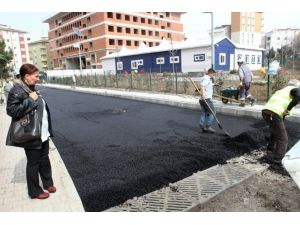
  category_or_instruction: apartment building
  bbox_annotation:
[0,24,31,73]
[209,24,231,39]
[44,12,185,70]
[264,28,300,51]
[28,37,53,72]
[231,12,264,48]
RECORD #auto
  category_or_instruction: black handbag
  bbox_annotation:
[10,82,41,143]
[11,109,41,143]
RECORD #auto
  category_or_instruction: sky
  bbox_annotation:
[0,12,299,43]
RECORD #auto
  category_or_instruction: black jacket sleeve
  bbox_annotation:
[287,88,300,111]
[6,86,38,119]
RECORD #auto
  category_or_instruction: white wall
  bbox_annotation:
[47,69,104,78]
[234,48,263,70]
[102,58,116,75]
[181,47,211,73]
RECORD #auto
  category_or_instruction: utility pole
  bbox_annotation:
[169,12,178,94]
[204,12,214,69]
[73,27,83,76]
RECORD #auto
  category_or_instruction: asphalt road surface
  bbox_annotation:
[40,87,299,211]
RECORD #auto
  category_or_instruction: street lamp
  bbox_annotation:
[169,12,178,94]
[204,12,214,69]
[73,27,83,76]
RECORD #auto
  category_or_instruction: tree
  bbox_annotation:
[0,40,13,79]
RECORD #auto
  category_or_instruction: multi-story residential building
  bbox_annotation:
[0,24,31,73]
[44,12,185,70]
[209,25,231,39]
[231,12,264,48]
[264,28,300,51]
[28,37,53,72]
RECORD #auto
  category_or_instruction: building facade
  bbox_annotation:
[264,28,300,51]
[231,12,264,48]
[101,37,264,74]
[28,37,53,72]
[44,12,185,70]
[0,24,31,74]
[209,25,231,39]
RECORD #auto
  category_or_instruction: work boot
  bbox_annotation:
[205,126,215,133]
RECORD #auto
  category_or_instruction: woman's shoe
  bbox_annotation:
[35,192,49,199]
[46,186,56,193]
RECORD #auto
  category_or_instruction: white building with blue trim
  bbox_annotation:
[101,37,265,74]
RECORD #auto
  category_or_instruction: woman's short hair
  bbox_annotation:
[288,79,300,88]
[19,64,39,79]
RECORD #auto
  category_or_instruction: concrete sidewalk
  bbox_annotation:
[0,104,84,212]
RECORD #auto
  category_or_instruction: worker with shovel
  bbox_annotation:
[262,79,300,165]
[198,68,217,133]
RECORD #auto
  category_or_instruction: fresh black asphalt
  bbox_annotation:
[40,87,300,211]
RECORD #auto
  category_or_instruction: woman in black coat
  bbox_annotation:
[6,63,56,200]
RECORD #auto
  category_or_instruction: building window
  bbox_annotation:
[149,42,153,47]
[125,15,130,21]
[89,42,93,48]
[148,30,153,36]
[118,40,123,45]
[170,56,179,64]
[117,27,122,33]
[237,54,243,60]
[161,26,165,29]
[91,53,96,62]
[155,31,159,37]
[126,40,131,46]
[131,60,138,69]
[167,33,171,38]
[134,29,138,34]
[194,54,205,62]
[117,61,123,70]
[141,18,145,23]
[219,53,226,65]
[148,19,152,24]
[88,29,92,36]
[133,16,138,22]
[87,17,91,23]
[257,55,261,64]
[126,28,131,34]
[245,55,250,64]
[156,57,165,64]
[116,13,122,20]
[167,22,171,27]
[155,20,159,25]
[108,25,114,32]
[109,39,115,45]
[107,12,113,18]
[251,55,256,64]
[138,60,143,66]
[141,30,146,35]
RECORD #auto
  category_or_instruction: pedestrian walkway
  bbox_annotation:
[0,104,84,212]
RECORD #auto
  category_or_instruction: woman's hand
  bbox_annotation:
[29,92,39,101]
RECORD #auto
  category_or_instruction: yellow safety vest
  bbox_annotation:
[264,86,294,118]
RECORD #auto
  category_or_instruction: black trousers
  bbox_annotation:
[24,140,53,198]
[262,110,288,161]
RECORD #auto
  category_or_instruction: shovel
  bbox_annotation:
[187,76,231,137]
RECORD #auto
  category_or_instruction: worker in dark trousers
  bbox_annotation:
[262,79,300,164]
[238,59,254,106]
[199,68,216,133]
